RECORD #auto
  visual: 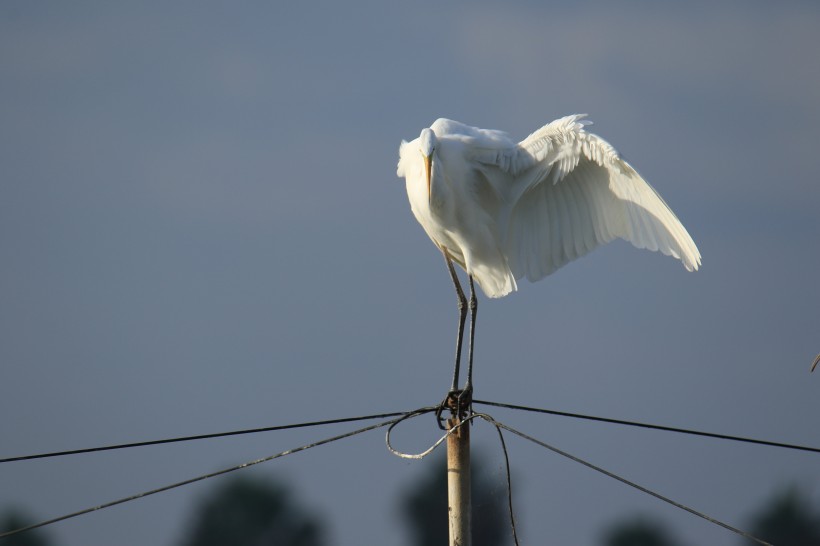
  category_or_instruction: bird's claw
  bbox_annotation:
[435,387,473,430]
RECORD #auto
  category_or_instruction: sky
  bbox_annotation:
[1,1,819,545]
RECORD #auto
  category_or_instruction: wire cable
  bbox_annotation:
[0,407,435,540]
[486,416,772,546]
[475,399,820,454]
[8,400,815,464]
[385,407,471,460]
[477,414,520,546]
[0,410,410,464]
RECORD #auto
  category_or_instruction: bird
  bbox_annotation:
[397,115,701,414]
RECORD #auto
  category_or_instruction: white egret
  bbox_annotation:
[397,115,701,410]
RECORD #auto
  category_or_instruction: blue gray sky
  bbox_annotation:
[2,2,819,545]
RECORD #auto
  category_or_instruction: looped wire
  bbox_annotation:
[385,410,482,460]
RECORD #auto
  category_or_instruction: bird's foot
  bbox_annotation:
[434,387,473,430]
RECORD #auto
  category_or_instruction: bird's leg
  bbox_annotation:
[459,275,477,414]
[436,251,468,429]
[445,252,468,392]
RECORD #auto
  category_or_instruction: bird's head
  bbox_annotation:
[419,128,437,203]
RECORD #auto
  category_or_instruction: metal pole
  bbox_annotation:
[447,415,471,546]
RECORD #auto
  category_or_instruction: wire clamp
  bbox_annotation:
[435,388,472,429]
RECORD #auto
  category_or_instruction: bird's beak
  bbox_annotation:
[423,154,432,203]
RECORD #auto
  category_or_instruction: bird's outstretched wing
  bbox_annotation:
[476,115,701,282]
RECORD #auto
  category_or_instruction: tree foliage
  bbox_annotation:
[745,486,820,546]
[602,516,682,546]
[0,510,52,546]
[178,475,324,546]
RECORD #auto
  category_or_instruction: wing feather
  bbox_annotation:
[547,182,562,277]
[473,115,701,282]
[554,182,573,268]
[566,174,593,256]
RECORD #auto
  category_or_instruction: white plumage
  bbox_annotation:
[398,115,701,298]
